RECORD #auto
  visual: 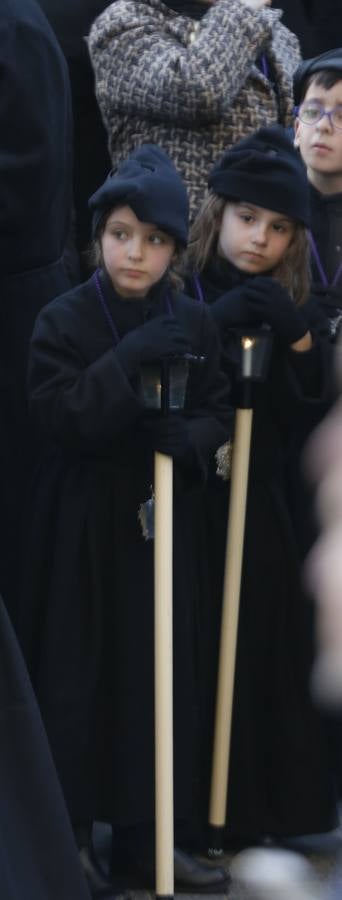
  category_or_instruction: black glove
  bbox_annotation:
[244,277,308,344]
[211,286,257,329]
[116,315,191,377]
[142,414,194,465]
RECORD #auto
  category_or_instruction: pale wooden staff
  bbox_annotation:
[152,354,198,894]
[208,333,271,854]
[154,447,174,900]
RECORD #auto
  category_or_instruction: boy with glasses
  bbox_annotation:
[294,48,342,339]
[292,52,342,804]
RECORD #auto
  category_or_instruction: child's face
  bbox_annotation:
[101,205,176,298]
[294,80,342,193]
[217,202,295,274]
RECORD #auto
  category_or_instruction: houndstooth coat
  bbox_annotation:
[88,0,301,218]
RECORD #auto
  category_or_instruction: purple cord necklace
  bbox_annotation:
[94,266,172,542]
[193,273,205,303]
[309,233,342,289]
[93,268,173,345]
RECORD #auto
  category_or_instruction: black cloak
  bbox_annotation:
[0,0,73,613]
[0,594,90,899]
[20,272,231,828]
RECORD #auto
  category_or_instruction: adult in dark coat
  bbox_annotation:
[0,0,73,615]
[310,0,342,55]
[0,593,90,900]
[278,0,313,56]
[36,0,111,277]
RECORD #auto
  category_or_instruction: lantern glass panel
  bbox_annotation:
[238,330,273,381]
[139,364,162,410]
[140,357,190,411]
[169,358,189,409]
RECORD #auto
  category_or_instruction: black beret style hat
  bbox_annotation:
[293,47,342,106]
[208,125,311,228]
[89,144,189,245]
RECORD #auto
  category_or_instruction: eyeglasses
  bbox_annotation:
[294,102,342,131]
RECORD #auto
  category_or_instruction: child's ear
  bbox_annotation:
[171,242,185,263]
[293,118,301,149]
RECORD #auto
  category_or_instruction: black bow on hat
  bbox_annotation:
[89,144,189,245]
[208,125,311,228]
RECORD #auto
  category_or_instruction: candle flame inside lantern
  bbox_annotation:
[241,336,256,378]
[241,336,255,351]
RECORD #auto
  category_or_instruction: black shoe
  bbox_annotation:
[173,847,230,893]
[112,843,229,893]
[79,846,114,897]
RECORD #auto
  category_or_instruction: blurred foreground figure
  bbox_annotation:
[0,593,90,900]
[305,339,342,706]
[230,848,323,899]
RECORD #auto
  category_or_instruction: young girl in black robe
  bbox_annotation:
[186,125,338,844]
[21,145,231,894]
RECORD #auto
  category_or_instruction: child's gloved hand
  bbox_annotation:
[245,277,308,344]
[142,414,194,465]
[116,315,191,377]
[211,286,257,328]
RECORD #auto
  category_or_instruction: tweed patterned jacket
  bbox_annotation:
[88,0,301,217]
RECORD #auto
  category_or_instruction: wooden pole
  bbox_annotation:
[154,450,174,900]
[208,407,253,849]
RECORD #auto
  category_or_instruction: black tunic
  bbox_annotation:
[21,271,230,827]
[309,184,342,342]
[0,0,73,614]
[188,258,337,838]
[277,0,313,56]
[309,0,342,54]
[36,0,111,275]
[285,185,341,562]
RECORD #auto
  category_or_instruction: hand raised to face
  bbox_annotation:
[239,0,272,9]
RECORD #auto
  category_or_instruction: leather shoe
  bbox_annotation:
[112,843,229,893]
[173,847,229,893]
[79,846,114,897]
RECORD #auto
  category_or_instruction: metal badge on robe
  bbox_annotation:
[138,486,155,541]
[138,353,205,539]
[215,440,233,481]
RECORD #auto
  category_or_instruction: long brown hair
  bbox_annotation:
[186,190,310,306]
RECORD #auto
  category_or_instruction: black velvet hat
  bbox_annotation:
[208,125,311,228]
[294,47,342,106]
[89,144,189,245]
